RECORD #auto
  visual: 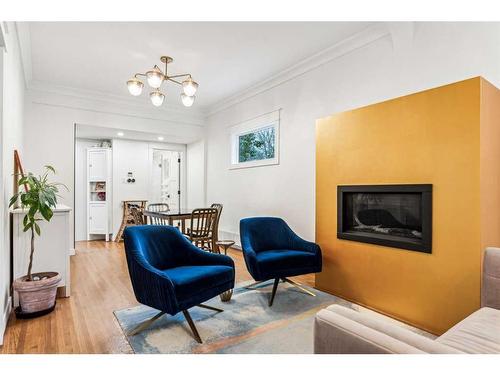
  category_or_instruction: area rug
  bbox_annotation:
[114,280,432,354]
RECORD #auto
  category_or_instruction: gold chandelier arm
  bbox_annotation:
[134,73,147,78]
[168,73,192,79]
[166,77,183,85]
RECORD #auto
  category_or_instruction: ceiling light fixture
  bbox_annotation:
[127,56,198,108]
[157,136,164,141]
[117,132,124,136]
[150,89,165,107]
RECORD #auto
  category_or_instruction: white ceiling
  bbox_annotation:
[27,22,373,111]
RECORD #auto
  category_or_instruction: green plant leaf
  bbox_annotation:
[39,204,53,221]
[44,165,56,174]
[34,222,41,236]
[9,194,19,207]
[28,205,38,218]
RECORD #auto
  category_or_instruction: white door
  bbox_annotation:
[88,203,107,233]
[88,150,107,181]
[150,150,181,211]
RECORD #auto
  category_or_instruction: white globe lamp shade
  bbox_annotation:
[182,77,198,97]
[146,66,164,88]
[181,93,195,107]
[150,90,165,107]
[127,78,144,96]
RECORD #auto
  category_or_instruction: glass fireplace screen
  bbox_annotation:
[337,185,432,253]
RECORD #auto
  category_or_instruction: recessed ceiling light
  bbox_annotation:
[117,132,124,137]
[157,136,164,141]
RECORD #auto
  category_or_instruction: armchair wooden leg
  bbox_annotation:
[182,310,202,343]
[197,303,223,313]
[268,278,280,306]
[127,311,166,336]
[283,278,316,297]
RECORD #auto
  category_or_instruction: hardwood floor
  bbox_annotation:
[0,240,315,354]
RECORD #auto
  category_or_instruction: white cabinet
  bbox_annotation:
[11,205,71,306]
[88,150,107,181]
[87,148,112,241]
[89,203,107,233]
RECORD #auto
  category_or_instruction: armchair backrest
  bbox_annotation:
[240,217,296,252]
[124,225,191,270]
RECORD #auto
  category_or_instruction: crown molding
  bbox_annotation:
[387,22,415,52]
[27,80,206,126]
[206,23,391,117]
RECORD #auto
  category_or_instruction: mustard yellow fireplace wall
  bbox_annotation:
[315,77,500,335]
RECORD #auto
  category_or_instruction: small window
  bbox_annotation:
[238,126,275,163]
[230,110,280,169]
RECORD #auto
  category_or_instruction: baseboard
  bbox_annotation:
[0,296,12,346]
[218,229,241,247]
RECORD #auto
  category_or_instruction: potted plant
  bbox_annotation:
[9,165,66,316]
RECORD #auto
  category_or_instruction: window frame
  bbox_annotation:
[229,110,280,170]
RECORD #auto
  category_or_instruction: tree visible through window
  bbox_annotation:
[238,126,275,163]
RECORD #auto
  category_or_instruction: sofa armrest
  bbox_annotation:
[314,306,461,354]
[314,309,425,354]
[290,233,320,254]
[482,247,500,309]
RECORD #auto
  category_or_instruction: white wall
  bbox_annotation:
[23,90,205,246]
[186,140,206,208]
[74,138,101,241]
[0,22,25,344]
[205,22,500,243]
[111,139,186,236]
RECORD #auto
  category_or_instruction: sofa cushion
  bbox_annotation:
[436,307,500,353]
[326,304,460,353]
[161,265,234,302]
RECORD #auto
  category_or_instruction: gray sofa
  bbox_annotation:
[314,247,500,354]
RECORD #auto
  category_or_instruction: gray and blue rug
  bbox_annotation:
[114,280,348,353]
[114,280,434,353]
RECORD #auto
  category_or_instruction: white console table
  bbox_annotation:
[11,204,71,306]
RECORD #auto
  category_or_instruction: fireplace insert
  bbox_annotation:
[337,184,432,253]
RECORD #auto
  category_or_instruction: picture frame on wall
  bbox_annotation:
[229,109,280,169]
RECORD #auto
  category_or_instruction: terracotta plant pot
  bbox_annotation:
[13,272,61,314]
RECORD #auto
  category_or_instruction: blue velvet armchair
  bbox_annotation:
[240,217,322,306]
[123,225,235,343]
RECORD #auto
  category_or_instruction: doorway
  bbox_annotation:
[150,149,182,211]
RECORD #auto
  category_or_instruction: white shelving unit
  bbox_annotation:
[86,147,112,241]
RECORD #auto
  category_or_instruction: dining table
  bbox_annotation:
[142,208,194,234]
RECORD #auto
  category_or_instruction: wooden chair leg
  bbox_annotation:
[182,310,202,343]
[268,278,280,306]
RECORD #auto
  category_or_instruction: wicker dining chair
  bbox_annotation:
[210,203,223,250]
[186,208,218,250]
[147,203,170,225]
[130,206,146,225]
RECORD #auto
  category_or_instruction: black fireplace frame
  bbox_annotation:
[337,184,432,253]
